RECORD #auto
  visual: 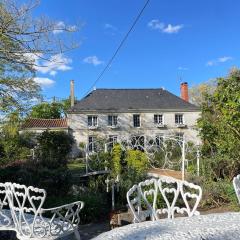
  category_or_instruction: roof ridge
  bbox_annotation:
[93,88,165,90]
[27,118,67,120]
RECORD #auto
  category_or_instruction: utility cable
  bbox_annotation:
[84,0,150,96]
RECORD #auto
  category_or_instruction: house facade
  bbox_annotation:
[67,82,201,154]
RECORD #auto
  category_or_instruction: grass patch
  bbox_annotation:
[67,161,85,175]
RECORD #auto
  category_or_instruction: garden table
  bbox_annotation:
[93,212,240,240]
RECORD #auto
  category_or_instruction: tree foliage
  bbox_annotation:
[189,79,216,106]
[0,0,79,114]
[126,149,149,173]
[111,144,122,176]
[36,131,74,168]
[198,68,240,179]
[0,112,33,163]
[29,99,70,119]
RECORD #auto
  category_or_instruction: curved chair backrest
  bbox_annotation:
[126,185,143,223]
[127,177,202,223]
[233,174,240,204]
[6,182,46,238]
[0,183,12,227]
[177,180,202,217]
[138,178,158,221]
[156,176,180,219]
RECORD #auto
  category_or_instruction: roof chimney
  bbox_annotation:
[70,80,75,107]
[180,82,189,102]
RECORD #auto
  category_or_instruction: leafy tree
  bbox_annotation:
[36,131,74,168]
[29,102,63,119]
[28,99,71,119]
[198,68,240,179]
[0,0,79,115]
[0,112,33,163]
[189,80,216,106]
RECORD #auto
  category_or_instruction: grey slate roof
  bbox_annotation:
[70,88,199,112]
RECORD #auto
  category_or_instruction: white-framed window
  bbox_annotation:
[154,114,163,124]
[88,115,98,127]
[108,135,118,150]
[156,134,164,147]
[133,114,140,127]
[88,136,96,152]
[108,115,118,126]
[175,132,184,142]
[175,114,184,124]
[131,135,144,151]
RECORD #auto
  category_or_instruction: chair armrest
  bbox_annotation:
[41,200,84,213]
[40,201,84,229]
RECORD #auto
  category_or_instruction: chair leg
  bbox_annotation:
[74,229,81,240]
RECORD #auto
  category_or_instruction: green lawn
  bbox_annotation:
[67,161,86,175]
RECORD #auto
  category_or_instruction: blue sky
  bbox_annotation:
[32,0,239,101]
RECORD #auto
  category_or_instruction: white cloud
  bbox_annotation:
[162,24,184,34]
[218,56,233,63]
[178,66,189,71]
[53,21,65,34]
[53,21,77,34]
[34,77,55,87]
[83,56,104,66]
[104,23,117,31]
[35,54,72,75]
[206,56,233,66]
[148,19,184,34]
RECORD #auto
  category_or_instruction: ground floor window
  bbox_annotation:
[131,135,144,151]
[107,135,118,151]
[88,136,96,152]
[156,134,164,147]
[175,132,184,142]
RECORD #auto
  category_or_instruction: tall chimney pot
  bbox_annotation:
[180,82,189,102]
[70,80,75,107]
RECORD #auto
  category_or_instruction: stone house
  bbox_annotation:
[67,82,201,154]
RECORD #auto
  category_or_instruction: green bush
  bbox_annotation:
[200,179,238,209]
[0,162,71,196]
[126,149,149,173]
[111,144,122,176]
[36,131,74,168]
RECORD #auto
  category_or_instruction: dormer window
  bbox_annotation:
[154,114,163,124]
[175,114,184,125]
[108,115,118,126]
[133,114,140,127]
[88,115,98,127]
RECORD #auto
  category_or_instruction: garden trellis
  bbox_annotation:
[84,135,201,180]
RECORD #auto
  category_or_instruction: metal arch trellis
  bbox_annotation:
[84,135,201,180]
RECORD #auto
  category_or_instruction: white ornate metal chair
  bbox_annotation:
[127,176,202,223]
[233,174,240,204]
[1,182,84,240]
[126,184,144,223]
[0,183,14,231]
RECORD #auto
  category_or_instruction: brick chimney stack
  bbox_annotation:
[180,82,189,102]
[70,80,75,107]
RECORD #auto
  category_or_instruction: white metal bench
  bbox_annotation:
[127,176,202,223]
[0,182,84,239]
[233,174,240,204]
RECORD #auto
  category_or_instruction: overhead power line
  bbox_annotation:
[84,0,150,96]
